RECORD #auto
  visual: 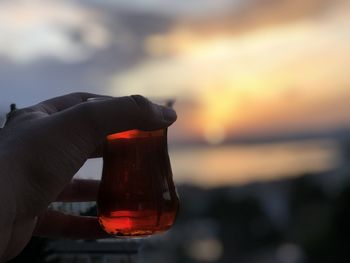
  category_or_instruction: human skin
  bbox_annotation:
[0,93,177,261]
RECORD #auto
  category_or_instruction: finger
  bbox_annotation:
[38,92,111,114]
[34,210,110,239]
[56,179,100,202]
[47,95,177,150]
[71,95,176,135]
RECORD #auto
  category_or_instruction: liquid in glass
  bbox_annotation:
[97,129,179,236]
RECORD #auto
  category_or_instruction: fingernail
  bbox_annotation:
[161,106,177,122]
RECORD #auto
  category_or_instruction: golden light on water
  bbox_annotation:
[171,139,341,187]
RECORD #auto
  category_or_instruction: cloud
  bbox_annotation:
[82,0,240,18]
[0,2,175,110]
[178,0,347,39]
[108,3,350,137]
[0,0,110,63]
[108,0,350,97]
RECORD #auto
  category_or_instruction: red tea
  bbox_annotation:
[97,129,179,236]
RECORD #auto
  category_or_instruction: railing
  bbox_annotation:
[47,239,141,263]
[48,202,142,263]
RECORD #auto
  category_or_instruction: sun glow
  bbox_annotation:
[198,87,238,144]
[110,3,350,140]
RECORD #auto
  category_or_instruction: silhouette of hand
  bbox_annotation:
[0,93,177,261]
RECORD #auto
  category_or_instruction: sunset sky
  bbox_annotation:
[0,0,349,144]
[109,0,350,143]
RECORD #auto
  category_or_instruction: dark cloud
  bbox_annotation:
[0,4,173,107]
[76,0,238,18]
[175,0,343,36]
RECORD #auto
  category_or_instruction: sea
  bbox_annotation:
[76,138,343,188]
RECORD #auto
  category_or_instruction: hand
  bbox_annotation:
[0,93,177,261]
